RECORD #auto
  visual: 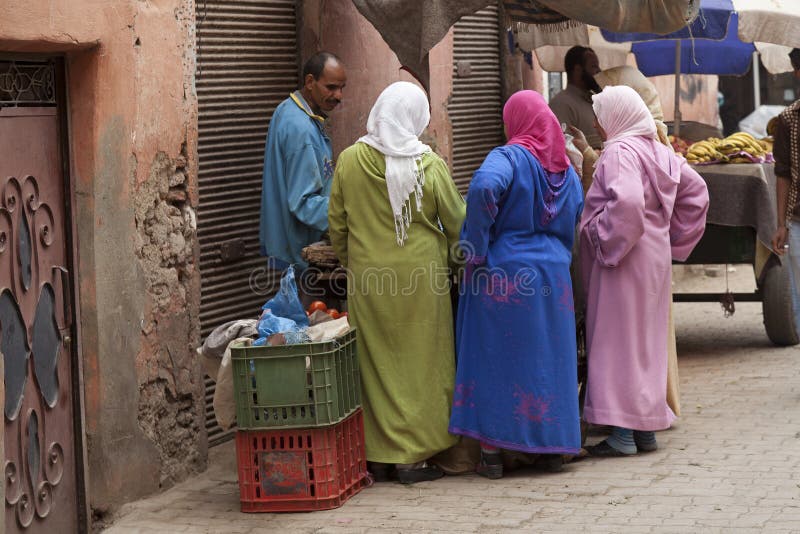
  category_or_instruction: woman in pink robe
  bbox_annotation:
[580,85,709,456]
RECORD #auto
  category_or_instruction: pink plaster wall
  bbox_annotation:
[301,1,454,163]
[650,74,721,130]
[1,0,202,516]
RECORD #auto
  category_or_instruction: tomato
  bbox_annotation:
[307,301,327,313]
[339,311,348,319]
[327,308,340,319]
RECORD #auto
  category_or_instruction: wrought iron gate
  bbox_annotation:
[1,59,83,532]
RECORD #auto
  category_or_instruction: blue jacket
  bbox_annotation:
[259,91,333,268]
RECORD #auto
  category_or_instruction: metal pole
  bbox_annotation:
[674,40,682,138]
[753,51,761,109]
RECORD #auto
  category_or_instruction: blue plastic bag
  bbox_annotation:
[255,311,300,339]
[253,311,310,346]
[261,265,309,327]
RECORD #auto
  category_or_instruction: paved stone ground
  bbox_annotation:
[105,268,800,533]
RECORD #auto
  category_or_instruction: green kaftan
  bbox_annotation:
[328,143,465,464]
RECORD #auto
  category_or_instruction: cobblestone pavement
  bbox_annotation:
[105,269,800,533]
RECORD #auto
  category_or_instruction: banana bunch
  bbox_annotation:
[717,132,768,159]
[685,132,771,165]
[685,138,726,164]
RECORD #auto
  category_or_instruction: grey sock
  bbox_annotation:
[606,426,637,454]
[633,430,658,451]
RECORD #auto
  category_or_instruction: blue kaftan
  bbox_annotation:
[259,91,333,268]
[448,145,584,454]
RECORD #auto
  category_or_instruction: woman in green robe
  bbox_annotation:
[328,81,465,484]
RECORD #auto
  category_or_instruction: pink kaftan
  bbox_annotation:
[580,135,708,431]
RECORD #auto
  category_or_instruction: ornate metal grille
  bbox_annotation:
[0,60,57,107]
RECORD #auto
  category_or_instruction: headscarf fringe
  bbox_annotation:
[394,157,426,246]
[509,19,582,35]
[358,81,431,249]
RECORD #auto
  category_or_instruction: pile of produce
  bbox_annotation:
[685,132,772,165]
[306,300,347,320]
[668,135,690,155]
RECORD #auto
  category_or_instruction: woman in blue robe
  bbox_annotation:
[448,90,584,479]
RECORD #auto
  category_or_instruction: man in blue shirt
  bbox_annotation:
[259,52,346,271]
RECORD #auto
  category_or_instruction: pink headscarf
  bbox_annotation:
[592,85,657,145]
[503,90,570,173]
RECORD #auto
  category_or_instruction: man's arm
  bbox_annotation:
[771,116,791,255]
[285,143,330,232]
[773,177,791,255]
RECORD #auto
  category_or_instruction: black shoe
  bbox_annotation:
[396,464,444,484]
[633,431,658,452]
[535,454,563,473]
[476,451,503,480]
[584,439,635,457]
[367,462,397,482]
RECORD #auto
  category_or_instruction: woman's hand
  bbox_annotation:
[567,125,589,153]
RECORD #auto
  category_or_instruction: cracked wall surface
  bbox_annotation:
[134,149,204,489]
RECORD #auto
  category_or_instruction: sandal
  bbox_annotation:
[584,439,635,457]
[535,454,564,473]
[396,464,444,484]
[476,451,503,480]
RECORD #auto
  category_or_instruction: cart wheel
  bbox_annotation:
[761,262,799,346]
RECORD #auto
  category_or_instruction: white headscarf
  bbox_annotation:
[595,66,669,146]
[358,81,431,246]
[592,85,657,146]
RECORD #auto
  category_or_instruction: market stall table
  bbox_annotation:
[674,162,798,345]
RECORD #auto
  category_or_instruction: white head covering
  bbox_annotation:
[592,85,657,146]
[595,66,669,146]
[358,81,431,246]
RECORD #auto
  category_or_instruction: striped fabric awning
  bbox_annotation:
[503,0,568,25]
[505,0,698,35]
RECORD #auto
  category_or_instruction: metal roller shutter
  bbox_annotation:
[196,0,298,446]
[449,4,504,194]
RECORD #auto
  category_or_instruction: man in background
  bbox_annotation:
[549,45,602,149]
[771,48,800,334]
[259,51,346,271]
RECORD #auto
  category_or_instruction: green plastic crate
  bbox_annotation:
[231,329,360,430]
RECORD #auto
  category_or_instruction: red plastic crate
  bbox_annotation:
[236,409,369,512]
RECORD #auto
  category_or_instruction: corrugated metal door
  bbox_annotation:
[196,0,298,445]
[449,4,504,194]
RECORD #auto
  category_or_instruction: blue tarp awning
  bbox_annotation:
[602,0,733,42]
[598,0,755,77]
[630,14,756,77]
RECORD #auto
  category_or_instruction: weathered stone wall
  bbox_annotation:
[1,0,204,520]
[134,148,202,489]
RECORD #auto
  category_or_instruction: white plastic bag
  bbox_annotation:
[738,105,785,139]
[306,316,351,342]
[213,336,252,430]
[564,132,584,175]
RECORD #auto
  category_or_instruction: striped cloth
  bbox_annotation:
[503,0,569,25]
[780,100,800,225]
